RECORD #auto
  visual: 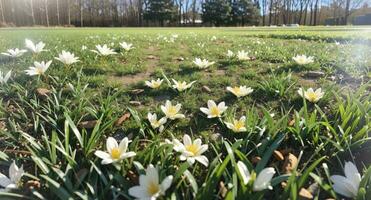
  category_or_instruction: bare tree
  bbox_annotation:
[56,0,60,25]
[30,0,36,25]
[344,0,364,24]
[45,0,50,26]
[80,0,84,27]
[68,0,71,25]
[0,0,5,23]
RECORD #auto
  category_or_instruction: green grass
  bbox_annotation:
[0,27,370,199]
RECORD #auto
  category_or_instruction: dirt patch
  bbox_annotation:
[203,69,226,77]
[109,54,159,86]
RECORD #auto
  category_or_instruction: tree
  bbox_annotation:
[0,0,5,23]
[232,0,260,26]
[56,0,60,25]
[30,0,36,25]
[143,0,177,26]
[202,0,232,26]
[80,0,84,27]
[45,0,50,26]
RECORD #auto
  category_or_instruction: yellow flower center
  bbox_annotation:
[232,87,241,95]
[110,148,121,159]
[178,83,186,90]
[234,120,245,130]
[152,82,161,88]
[210,106,220,117]
[306,92,318,102]
[185,144,199,156]
[147,181,160,195]
[298,58,306,64]
[167,106,177,116]
[36,67,44,75]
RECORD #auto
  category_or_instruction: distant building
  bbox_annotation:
[324,17,345,25]
[353,13,371,25]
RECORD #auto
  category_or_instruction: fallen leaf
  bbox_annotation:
[252,156,261,164]
[115,112,131,126]
[299,188,313,199]
[219,181,228,198]
[130,89,144,95]
[129,101,141,106]
[274,150,284,161]
[283,153,298,173]
[202,85,211,93]
[78,120,98,129]
[36,88,51,97]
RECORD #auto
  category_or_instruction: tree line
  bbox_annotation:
[0,0,369,27]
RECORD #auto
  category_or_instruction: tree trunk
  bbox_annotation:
[344,0,350,25]
[303,1,308,25]
[268,0,273,25]
[138,0,142,26]
[179,0,182,26]
[0,0,5,23]
[67,0,71,25]
[30,0,36,25]
[80,0,84,27]
[56,0,60,25]
[309,2,313,25]
[45,0,50,26]
[313,0,319,25]
[262,0,266,26]
[192,0,196,25]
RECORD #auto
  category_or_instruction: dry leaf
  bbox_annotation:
[78,120,98,129]
[36,88,51,97]
[274,150,284,161]
[299,188,313,199]
[115,112,131,126]
[283,153,298,173]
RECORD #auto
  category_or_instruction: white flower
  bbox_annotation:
[91,44,117,56]
[1,48,27,58]
[25,39,46,54]
[81,45,87,50]
[197,43,205,48]
[0,70,11,84]
[172,134,209,166]
[237,50,251,61]
[94,137,136,165]
[160,100,185,120]
[225,116,247,132]
[330,161,362,198]
[25,60,52,76]
[297,88,324,103]
[171,34,179,38]
[292,55,314,65]
[172,79,196,92]
[200,100,228,118]
[128,164,173,200]
[227,86,253,98]
[119,42,134,51]
[148,113,167,132]
[0,161,24,190]
[55,51,79,65]
[193,58,215,69]
[145,79,163,89]
[237,161,275,191]
[226,50,234,58]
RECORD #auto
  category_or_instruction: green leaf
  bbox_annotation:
[255,133,285,173]
[64,113,83,148]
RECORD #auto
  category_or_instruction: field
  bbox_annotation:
[0,27,370,199]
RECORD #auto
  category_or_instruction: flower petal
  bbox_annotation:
[237,161,251,185]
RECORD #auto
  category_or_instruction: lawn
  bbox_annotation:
[0,27,370,199]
